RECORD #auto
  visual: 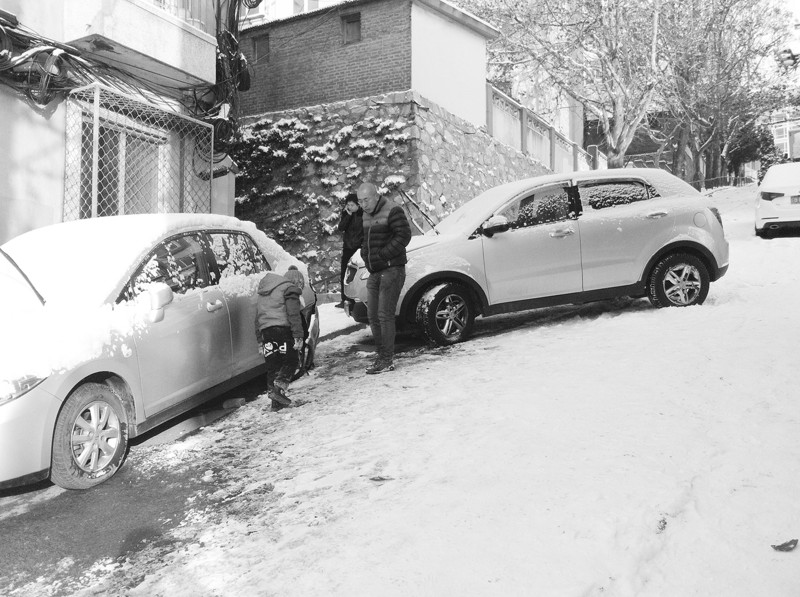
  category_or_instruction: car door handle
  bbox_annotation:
[206,299,224,313]
[646,211,669,219]
[549,228,575,238]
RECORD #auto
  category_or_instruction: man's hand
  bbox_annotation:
[293,337,304,350]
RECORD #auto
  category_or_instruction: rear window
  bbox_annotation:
[762,163,800,187]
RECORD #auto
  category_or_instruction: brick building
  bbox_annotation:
[239,0,498,127]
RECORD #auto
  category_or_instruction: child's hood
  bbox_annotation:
[257,272,293,295]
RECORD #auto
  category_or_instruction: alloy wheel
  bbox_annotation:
[70,401,122,473]
[434,294,469,340]
[662,263,702,305]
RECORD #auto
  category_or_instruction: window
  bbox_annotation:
[253,34,269,63]
[499,186,571,229]
[124,233,211,300]
[578,181,651,211]
[79,121,162,218]
[342,13,361,44]
[207,232,270,284]
[64,84,213,222]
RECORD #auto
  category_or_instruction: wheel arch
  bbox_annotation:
[56,373,137,442]
[641,241,719,285]
[399,272,487,325]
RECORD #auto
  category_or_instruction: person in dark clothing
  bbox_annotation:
[357,181,412,374]
[255,270,304,409]
[336,192,363,308]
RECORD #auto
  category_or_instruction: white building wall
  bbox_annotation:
[0,2,67,244]
[410,2,487,127]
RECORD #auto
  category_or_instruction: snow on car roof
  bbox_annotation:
[2,213,300,307]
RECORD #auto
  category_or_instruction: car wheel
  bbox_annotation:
[647,253,710,308]
[416,283,475,346]
[51,383,129,490]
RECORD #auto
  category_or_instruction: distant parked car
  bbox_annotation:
[0,214,319,490]
[344,168,729,345]
[755,162,800,238]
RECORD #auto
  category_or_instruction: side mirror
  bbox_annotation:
[147,282,173,323]
[481,215,510,237]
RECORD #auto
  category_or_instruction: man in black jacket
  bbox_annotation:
[356,182,412,374]
[336,192,363,308]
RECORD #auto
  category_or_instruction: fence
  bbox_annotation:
[486,84,607,173]
[63,84,214,221]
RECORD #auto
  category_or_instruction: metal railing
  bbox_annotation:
[486,83,607,172]
[63,84,214,221]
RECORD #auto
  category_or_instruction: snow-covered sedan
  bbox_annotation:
[344,168,729,345]
[755,162,800,238]
[0,214,319,490]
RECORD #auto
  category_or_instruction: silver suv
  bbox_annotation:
[344,168,729,346]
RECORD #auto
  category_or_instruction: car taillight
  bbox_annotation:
[709,207,723,228]
[760,191,783,201]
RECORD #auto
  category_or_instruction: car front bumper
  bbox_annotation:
[0,384,61,489]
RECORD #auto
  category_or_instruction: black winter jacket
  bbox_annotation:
[360,196,412,273]
[337,207,364,250]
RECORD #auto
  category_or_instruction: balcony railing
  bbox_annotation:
[486,83,606,172]
[150,0,217,37]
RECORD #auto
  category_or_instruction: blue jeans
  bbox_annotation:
[366,266,406,361]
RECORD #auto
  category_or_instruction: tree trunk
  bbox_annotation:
[606,149,626,169]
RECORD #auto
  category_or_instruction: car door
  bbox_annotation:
[576,179,676,291]
[127,232,233,416]
[206,231,271,377]
[481,184,582,304]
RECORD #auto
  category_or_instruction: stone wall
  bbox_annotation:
[233,90,550,291]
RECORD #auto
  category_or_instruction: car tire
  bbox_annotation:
[416,283,475,346]
[647,253,710,308]
[51,383,129,490]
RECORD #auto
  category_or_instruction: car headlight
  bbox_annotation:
[0,374,46,406]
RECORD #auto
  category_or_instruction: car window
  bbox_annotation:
[207,232,270,283]
[123,233,211,300]
[578,181,651,211]
[498,186,570,229]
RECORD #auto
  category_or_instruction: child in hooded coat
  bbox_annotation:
[255,268,304,409]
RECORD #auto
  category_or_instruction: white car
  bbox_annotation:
[344,168,729,346]
[0,214,319,490]
[755,162,800,238]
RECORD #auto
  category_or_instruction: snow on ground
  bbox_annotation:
[63,184,800,596]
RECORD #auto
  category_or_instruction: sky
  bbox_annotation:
[5,182,799,596]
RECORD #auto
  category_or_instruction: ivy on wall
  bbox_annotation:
[229,108,414,288]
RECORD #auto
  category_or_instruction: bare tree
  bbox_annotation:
[656,0,791,187]
[460,0,666,167]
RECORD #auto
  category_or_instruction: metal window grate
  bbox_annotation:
[64,84,214,221]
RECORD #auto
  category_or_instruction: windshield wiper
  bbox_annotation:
[0,247,46,305]
[398,189,440,234]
